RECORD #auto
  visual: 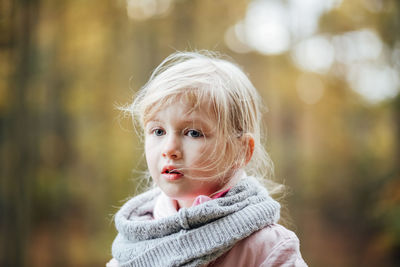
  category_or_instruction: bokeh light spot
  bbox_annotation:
[296,73,325,105]
[292,35,335,73]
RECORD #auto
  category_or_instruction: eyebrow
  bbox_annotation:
[146,117,213,129]
[181,118,211,125]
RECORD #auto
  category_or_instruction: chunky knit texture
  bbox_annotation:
[112,176,280,267]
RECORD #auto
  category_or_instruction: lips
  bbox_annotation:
[161,166,183,181]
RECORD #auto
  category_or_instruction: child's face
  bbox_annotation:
[144,101,234,204]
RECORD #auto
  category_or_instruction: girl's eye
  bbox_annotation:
[186,129,203,138]
[153,128,165,136]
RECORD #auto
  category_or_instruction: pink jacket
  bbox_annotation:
[154,192,307,267]
[107,192,307,267]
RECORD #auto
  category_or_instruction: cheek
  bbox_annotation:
[203,142,238,172]
[191,140,222,166]
[205,140,224,158]
[145,139,159,165]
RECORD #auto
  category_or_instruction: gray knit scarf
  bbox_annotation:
[112,176,280,267]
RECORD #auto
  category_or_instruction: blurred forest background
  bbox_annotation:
[1,0,400,266]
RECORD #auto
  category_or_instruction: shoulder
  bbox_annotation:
[249,223,299,250]
[209,224,307,267]
[106,258,119,267]
[251,224,307,266]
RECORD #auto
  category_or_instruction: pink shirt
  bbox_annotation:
[107,192,307,267]
[153,192,307,267]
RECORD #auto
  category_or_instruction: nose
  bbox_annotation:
[162,133,182,160]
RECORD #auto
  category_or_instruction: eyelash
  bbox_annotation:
[185,129,204,138]
[152,128,165,136]
[150,128,204,138]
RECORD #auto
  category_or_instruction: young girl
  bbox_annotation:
[107,51,307,267]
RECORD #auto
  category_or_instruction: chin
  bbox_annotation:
[162,188,194,201]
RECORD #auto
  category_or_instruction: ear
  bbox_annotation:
[241,133,255,166]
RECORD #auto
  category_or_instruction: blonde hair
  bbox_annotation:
[123,51,281,194]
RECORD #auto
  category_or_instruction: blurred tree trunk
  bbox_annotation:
[0,0,39,266]
[395,0,400,170]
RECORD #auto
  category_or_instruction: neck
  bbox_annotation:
[176,169,245,209]
[176,199,195,209]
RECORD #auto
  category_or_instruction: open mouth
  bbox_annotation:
[162,166,183,180]
[164,169,181,174]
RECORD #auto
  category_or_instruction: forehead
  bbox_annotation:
[143,92,217,125]
[148,101,217,126]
